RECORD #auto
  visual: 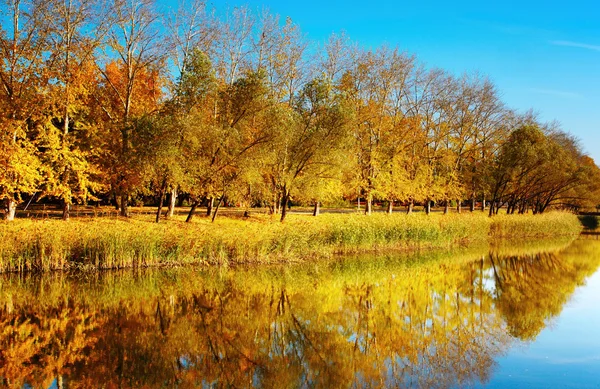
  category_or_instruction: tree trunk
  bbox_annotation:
[481,193,486,211]
[407,199,413,214]
[357,196,361,211]
[166,187,177,219]
[176,194,186,207]
[156,182,167,223]
[119,194,129,217]
[62,201,70,221]
[470,195,475,212]
[280,189,290,222]
[312,201,320,216]
[206,197,214,217]
[365,194,372,215]
[274,192,282,215]
[186,201,199,223]
[425,200,431,215]
[456,199,461,214]
[387,200,393,215]
[4,198,17,221]
[211,196,224,223]
[444,202,449,215]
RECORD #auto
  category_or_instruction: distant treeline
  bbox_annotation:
[1,0,599,222]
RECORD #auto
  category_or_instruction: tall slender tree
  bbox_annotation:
[0,0,51,220]
[97,0,164,216]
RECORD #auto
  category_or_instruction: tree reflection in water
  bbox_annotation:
[1,238,599,388]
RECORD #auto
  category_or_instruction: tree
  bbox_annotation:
[127,115,183,223]
[95,59,165,214]
[164,47,217,222]
[213,6,253,86]
[268,77,349,222]
[39,0,109,219]
[402,67,450,214]
[486,124,590,215]
[0,0,51,220]
[182,70,273,222]
[340,48,414,215]
[96,0,164,216]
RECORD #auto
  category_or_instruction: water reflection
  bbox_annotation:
[1,238,599,388]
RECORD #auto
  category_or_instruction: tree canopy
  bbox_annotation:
[1,0,598,221]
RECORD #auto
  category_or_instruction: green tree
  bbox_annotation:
[269,77,350,221]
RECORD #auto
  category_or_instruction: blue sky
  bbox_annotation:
[202,0,600,162]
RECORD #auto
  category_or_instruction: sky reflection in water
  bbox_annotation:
[486,266,600,388]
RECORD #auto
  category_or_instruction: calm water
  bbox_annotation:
[1,236,600,388]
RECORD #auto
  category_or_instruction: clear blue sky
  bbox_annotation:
[202,0,600,162]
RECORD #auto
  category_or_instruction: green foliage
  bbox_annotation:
[488,124,600,214]
[173,48,215,113]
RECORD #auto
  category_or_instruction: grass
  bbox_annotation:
[0,211,583,272]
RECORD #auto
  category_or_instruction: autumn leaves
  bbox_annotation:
[1,0,597,222]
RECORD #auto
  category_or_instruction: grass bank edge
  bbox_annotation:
[0,211,583,272]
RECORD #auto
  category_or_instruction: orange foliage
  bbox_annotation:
[99,60,165,121]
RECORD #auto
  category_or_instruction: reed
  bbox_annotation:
[489,212,583,238]
[0,211,582,272]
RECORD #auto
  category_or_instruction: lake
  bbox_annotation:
[1,235,600,388]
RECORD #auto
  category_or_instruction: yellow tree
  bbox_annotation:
[341,47,413,215]
[39,0,109,219]
[182,69,275,222]
[0,0,51,221]
[403,67,450,213]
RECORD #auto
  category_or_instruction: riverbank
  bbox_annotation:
[0,211,582,272]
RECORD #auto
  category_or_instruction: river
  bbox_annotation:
[1,235,599,388]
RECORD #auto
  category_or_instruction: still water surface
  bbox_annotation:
[1,236,600,388]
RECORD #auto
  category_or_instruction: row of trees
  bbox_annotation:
[1,0,598,222]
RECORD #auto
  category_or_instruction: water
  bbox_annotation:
[1,236,600,388]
